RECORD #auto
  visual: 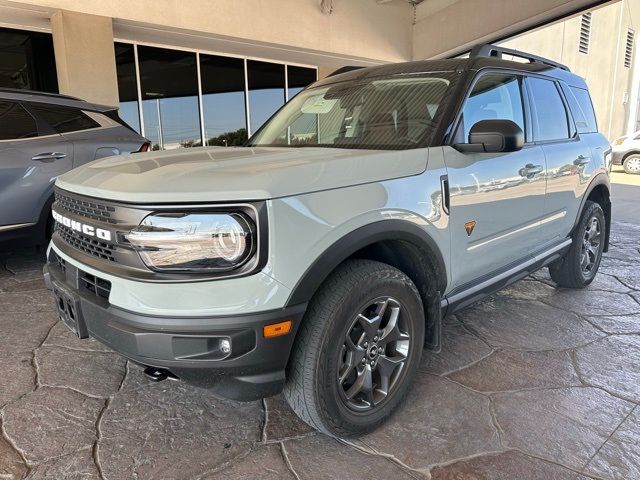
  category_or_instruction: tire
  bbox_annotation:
[284,259,424,436]
[623,154,640,174]
[549,200,605,288]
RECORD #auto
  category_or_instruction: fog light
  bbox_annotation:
[220,338,231,354]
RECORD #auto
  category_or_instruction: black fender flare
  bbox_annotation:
[573,173,611,251]
[285,220,447,306]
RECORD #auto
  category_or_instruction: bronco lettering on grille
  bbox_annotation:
[52,210,112,241]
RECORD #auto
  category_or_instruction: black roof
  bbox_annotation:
[0,88,117,112]
[318,43,587,90]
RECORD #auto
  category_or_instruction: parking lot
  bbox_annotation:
[1,212,639,479]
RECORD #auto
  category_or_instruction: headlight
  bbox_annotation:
[124,212,255,272]
[614,137,626,145]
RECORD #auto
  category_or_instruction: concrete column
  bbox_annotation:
[50,10,119,106]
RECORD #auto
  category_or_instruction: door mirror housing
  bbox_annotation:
[454,119,524,153]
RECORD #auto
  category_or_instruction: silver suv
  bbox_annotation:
[43,44,611,436]
[0,89,148,247]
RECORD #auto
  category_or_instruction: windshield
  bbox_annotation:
[248,72,457,150]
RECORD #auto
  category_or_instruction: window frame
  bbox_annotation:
[450,68,532,146]
[523,74,578,145]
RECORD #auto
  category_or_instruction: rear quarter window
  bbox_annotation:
[565,86,598,134]
[28,104,100,134]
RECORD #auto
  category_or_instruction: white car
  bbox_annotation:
[612,131,640,174]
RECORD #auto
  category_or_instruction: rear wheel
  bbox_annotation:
[284,259,424,436]
[549,200,605,288]
[623,154,640,174]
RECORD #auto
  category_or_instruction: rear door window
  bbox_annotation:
[28,104,100,134]
[0,101,38,140]
[457,73,525,142]
[526,77,571,141]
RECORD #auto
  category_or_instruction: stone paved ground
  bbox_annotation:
[0,222,639,480]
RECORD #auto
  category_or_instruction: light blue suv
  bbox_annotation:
[43,44,611,436]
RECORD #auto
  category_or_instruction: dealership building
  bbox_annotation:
[0,0,636,148]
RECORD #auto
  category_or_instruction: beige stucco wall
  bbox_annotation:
[7,0,414,65]
[50,10,119,106]
[501,0,640,140]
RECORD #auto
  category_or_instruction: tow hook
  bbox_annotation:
[143,366,177,382]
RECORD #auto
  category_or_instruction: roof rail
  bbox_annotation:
[327,66,365,77]
[0,87,84,101]
[469,43,570,72]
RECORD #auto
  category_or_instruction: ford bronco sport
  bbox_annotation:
[43,44,611,436]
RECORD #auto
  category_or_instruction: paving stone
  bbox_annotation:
[217,444,295,480]
[575,335,640,403]
[603,247,639,265]
[586,272,633,293]
[430,449,590,480]
[43,321,113,353]
[0,422,29,480]
[420,320,493,375]
[584,407,640,480]
[459,299,603,351]
[599,263,640,291]
[493,386,634,470]
[2,386,103,463]
[448,350,581,393]
[0,278,48,293]
[0,351,35,408]
[0,292,54,314]
[28,448,99,480]
[285,434,421,479]
[493,278,557,302]
[545,289,640,316]
[97,367,262,480]
[36,346,126,398]
[0,311,58,355]
[360,374,500,470]
[4,254,45,274]
[582,314,640,334]
[264,394,313,441]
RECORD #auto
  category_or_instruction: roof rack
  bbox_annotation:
[327,66,365,77]
[469,43,570,72]
[0,87,84,101]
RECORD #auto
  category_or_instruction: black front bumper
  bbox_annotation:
[43,251,306,401]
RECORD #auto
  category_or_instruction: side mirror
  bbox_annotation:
[454,119,524,153]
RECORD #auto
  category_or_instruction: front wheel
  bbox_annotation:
[549,200,605,288]
[284,259,424,436]
[623,154,640,174]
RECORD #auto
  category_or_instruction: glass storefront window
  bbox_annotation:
[0,27,58,92]
[137,46,201,149]
[247,60,285,135]
[200,54,247,146]
[114,43,140,133]
[287,66,317,100]
[115,43,317,148]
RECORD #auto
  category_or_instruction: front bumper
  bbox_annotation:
[43,251,306,401]
[611,149,625,165]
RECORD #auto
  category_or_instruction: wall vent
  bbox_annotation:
[579,13,592,54]
[625,29,634,68]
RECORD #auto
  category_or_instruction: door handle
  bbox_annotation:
[32,152,67,162]
[519,163,543,177]
[574,155,590,166]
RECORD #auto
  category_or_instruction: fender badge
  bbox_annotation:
[464,221,476,236]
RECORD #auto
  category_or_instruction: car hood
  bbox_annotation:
[56,146,428,202]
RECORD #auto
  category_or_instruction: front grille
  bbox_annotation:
[56,223,116,262]
[80,272,111,299]
[55,192,117,224]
